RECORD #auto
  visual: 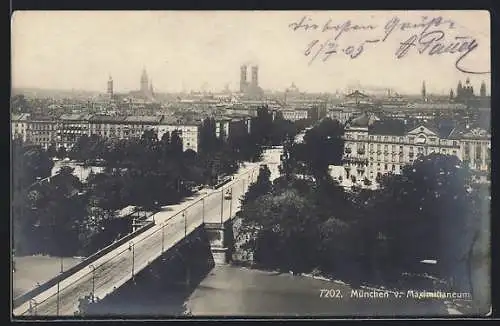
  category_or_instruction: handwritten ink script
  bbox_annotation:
[288,15,489,74]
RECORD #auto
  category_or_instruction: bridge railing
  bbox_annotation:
[18,164,262,317]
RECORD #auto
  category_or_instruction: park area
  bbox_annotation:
[13,255,85,298]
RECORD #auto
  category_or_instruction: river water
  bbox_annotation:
[184,264,453,317]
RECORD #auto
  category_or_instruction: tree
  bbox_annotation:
[56,146,67,160]
[289,117,344,179]
[364,154,480,288]
[239,189,321,273]
[47,143,57,158]
[241,165,272,206]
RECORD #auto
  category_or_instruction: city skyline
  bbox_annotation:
[12,11,490,95]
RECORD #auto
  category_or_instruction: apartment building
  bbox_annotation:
[88,114,201,153]
[339,113,490,187]
[26,115,58,149]
[281,109,308,122]
[57,113,92,148]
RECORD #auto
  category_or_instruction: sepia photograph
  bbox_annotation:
[11,10,491,318]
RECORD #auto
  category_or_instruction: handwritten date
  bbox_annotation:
[304,39,367,65]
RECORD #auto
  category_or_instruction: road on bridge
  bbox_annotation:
[13,149,283,317]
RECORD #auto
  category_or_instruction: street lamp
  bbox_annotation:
[161,223,165,253]
[56,281,60,316]
[29,298,37,316]
[229,187,233,218]
[89,264,96,303]
[183,210,187,236]
[220,189,224,224]
[129,241,135,279]
[202,197,205,224]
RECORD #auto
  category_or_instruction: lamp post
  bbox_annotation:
[129,241,135,279]
[89,264,96,303]
[183,210,187,236]
[60,256,64,274]
[161,223,165,253]
[30,299,37,316]
[56,281,60,316]
[202,197,205,224]
[229,187,233,218]
[220,189,224,224]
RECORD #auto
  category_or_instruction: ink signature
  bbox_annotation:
[396,30,486,74]
[288,15,489,74]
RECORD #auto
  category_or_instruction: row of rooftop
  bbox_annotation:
[347,112,490,140]
[11,112,251,125]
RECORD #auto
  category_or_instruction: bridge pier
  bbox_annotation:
[204,222,234,265]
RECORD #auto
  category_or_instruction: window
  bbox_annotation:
[392,137,396,142]
[430,137,436,143]
[392,164,395,171]
[453,141,458,147]
[377,144,381,150]
[384,164,388,170]
[384,145,388,150]
[377,136,381,141]
[409,137,415,143]
[370,136,374,140]
[384,136,388,142]
[392,145,396,151]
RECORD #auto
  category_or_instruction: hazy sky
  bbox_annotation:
[12,10,490,94]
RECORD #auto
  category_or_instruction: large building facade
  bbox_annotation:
[338,113,491,188]
[26,115,58,149]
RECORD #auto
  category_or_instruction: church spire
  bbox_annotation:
[480,81,487,97]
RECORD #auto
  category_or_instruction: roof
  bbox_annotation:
[89,115,127,123]
[423,119,456,139]
[59,113,91,121]
[348,112,380,127]
[448,126,490,140]
[11,113,30,121]
[116,205,137,218]
[345,90,370,98]
[368,119,407,136]
[29,115,56,122]
[124,115,163,124]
